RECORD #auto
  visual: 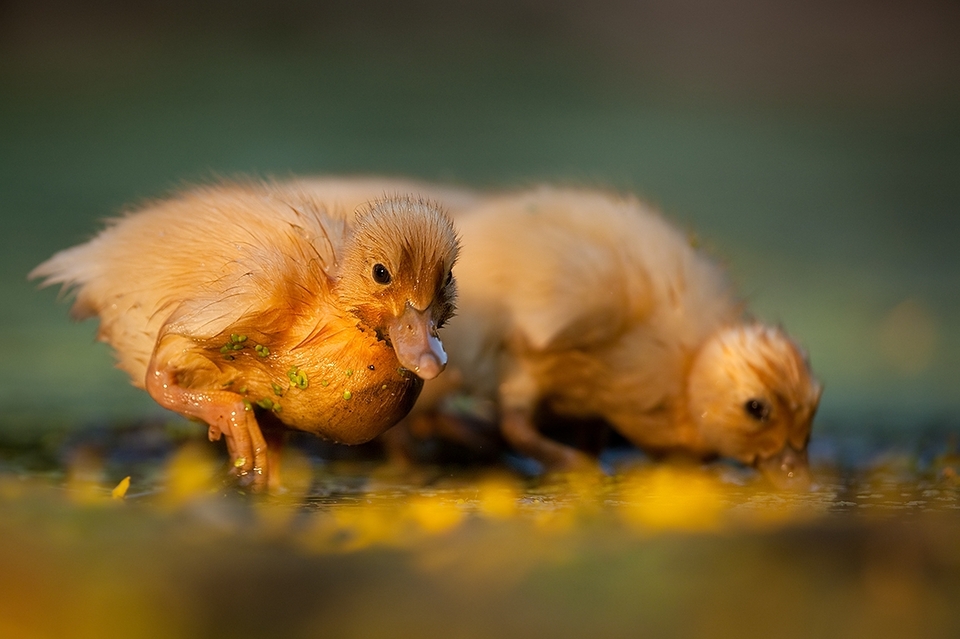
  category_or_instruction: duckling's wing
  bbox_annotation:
[162,203,343,342]
[35,182,343,345]
[167,247,324,338]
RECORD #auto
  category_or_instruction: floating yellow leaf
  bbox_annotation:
[620,466,724,532]
[164,442,217,504]
[111,476,131,500]
[333,506,404,551]
[476,477,519,519]
[408,495,464,534]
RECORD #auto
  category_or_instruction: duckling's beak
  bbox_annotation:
[387,303,447,380]
[756,445,811,491]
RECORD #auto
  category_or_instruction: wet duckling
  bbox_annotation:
[413,186,821,488]
[31,179,460,489]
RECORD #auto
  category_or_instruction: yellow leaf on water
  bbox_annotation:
[477,477,519,519]
[332,506,404,551]
[164,443,217,504]
[620,466,724,532]
[112,476,131,500]
[408,495,464,534]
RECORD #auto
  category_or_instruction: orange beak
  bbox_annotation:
[756,445,812,490]
[387,303,447,380]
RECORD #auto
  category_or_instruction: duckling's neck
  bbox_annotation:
[668,397,711,456]
[667,350,713,457]
[602,396,707,457]
[600,348,712,457]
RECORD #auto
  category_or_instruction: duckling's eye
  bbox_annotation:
[744,398,771,422]
[372,263,392,285]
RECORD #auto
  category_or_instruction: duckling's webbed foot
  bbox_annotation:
[146,364,269,490]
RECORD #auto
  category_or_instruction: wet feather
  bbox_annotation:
[31,177,463,490]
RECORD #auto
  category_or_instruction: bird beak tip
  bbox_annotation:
[387,305,448,381]
[413,354,446,380]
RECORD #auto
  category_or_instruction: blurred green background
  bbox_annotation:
[2,0,959,437]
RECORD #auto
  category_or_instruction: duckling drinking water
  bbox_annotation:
[31,178,460,489]
[410,186,822,488]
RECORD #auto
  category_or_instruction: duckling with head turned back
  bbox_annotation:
[31,179,461,490]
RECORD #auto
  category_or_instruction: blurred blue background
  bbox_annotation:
[2,0,959,438]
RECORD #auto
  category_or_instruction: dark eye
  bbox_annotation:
[372,263,391,285]
[744,398,771,422]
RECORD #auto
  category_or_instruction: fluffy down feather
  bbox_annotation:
[32,177,462,489]
[406,186,821,488]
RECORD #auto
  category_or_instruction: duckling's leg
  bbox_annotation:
[498,361,594,472]
[500,408,595,471]
[145,359,269,490]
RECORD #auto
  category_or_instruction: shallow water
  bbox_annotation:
[2,423,960,639]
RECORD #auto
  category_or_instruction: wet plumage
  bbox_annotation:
[31,178,461,489]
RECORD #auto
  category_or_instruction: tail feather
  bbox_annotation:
[28,242,102,318]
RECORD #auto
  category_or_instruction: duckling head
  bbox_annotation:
[685,323,822,489]
[338,196,460,380]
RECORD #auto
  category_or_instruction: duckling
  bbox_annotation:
[410,186,822,488]
[31,179,460,489]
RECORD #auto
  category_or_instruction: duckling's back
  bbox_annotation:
[30,181,357,387]
[438,186,740,415]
